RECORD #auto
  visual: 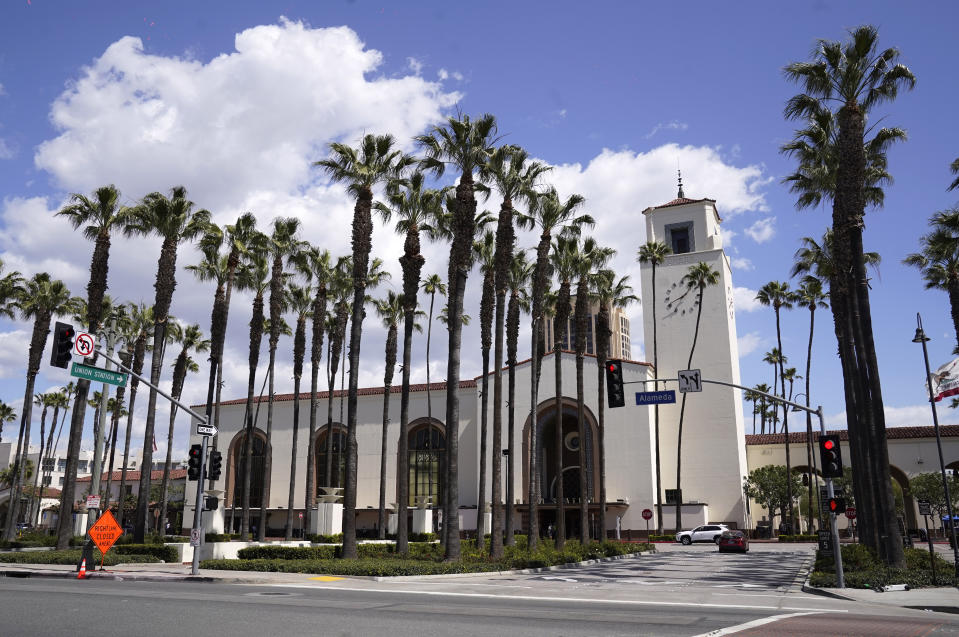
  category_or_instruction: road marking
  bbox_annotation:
[264,584,847,613]
[539,576,578,582]
[694,611,818,636]
[309,576,344,582]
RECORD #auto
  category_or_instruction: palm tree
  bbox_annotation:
[259,217,302,541]
[159,323,208,534]
[904,209,959,352]
[674,262,720,533]
[420,274,446,426]
[380,171,443,554]
[117,303,153,529]
[572,238,613,543]
[4,274,78,539]
[290,246,332,516]
[636,240,671,533]
[280,282,313,540]
[761,348,785,427]
[795,277,828,531]
[0,258,22,323]
[54,184,134,549]
[784,24,913,567]
[323,258,351,495]
[26,392,56,525]
[593,270,637,540]
[516,187,593,548]
[126,185,210,542]
[471,229,496,542]
[316,134,411,559]
[240,242,270,540]
[481,145,549,557]
[950,158,959,192]
[756,281,797,531]
[0,401,16,450]
[505,252,533,545]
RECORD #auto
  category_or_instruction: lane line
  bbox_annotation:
[694,612,819,636]
[261,583,847,612]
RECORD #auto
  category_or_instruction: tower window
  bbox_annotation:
[665,222,694,254]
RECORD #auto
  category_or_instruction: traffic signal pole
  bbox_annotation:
[626,374,845,588]
[95,347,211,576]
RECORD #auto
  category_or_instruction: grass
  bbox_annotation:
[809,544,955,588]
[201,538,652,576]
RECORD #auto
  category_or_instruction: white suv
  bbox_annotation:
[676,524,730,545]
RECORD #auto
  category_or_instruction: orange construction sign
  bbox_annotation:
[88,510,123,555]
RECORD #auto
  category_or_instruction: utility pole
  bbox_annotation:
[87,318,118,532]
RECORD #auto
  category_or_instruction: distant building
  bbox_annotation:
[543,300,632,360]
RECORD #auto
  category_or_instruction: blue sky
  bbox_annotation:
[1,1,957,461]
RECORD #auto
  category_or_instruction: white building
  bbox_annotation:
[184,188,750,537]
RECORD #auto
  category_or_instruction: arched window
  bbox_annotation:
[231,432,266,509]
[409,424,445,507]
[315,426,347,496]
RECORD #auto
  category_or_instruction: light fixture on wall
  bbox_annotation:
[917,458,924,465]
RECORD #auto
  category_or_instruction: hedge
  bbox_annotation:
[113,544,179,562]
[307,533,343,544]
[777,534,818,543]
[0,549,160,565]
[810,545,954,588]
[200,558,504,576]
[238,542,444,561]
[649,535,675,542]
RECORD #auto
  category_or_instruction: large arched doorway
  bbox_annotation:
[407,419,445,507]
[314,424,347,496]
[889,465,916,531]
[224,428,270,532]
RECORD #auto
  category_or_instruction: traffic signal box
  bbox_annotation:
[50,322,75,369]
[819,434,843,479]
[188,444,203,481]
[207,450,222,481]
[606,360,625,408]
[827,497,846,515]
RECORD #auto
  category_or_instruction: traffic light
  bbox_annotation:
[204,496,219,511]
[826,497,845,515]
[50,321,75,369]
[188,444,203,481]
[605,360,625,408]
[819,434,843,479]
[207,450,222,481]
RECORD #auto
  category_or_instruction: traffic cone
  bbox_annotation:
[77,558,87,580]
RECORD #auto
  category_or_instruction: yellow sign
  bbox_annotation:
[88,510,123,554]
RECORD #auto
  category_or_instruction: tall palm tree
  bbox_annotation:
[756,281,797,531]
[4,274,78,539]
[316,134,411,559]
[905,209,959,352]
[290,246,332,515]
[159,323,208,534]
[380,171,443,554]
[240,242,270,540]
[784,24,913,566]
[0,258,22,325]
[471,229,496,542]
[54,184,134,549]
[0,402,16,450]
[259,217,302,541]
[516,187,593,548]
[593,270,637,539]
[27,392,56,525]
[419,272,446,525]
[794,277,828,531]
[572,238,613,543]
[636,240,671,533]
[117,303,153,529]
[548,236,578,548]
[481,145,549,558]
[505,251,533,545]
[42,390,68,487]
[673,262,720,533]
[761,348,785,426]
[323,258,351,494]
[126,185,210,542]
[283,282,313,539]
[950,158,959,192]
[417,113,499,560]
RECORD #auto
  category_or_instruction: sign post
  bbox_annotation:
[88,510,123,571]
[918,500,937,580]
[642,508,653,541]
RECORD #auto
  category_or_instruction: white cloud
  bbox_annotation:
[733,286,763,313]
[0,139,14,160]
[406,56,423,75]
[0,329,30,379]
[436,68,463,82]
[744,217,775,243]
[731,257,753,270]
[825,404,935,429]
[737,331,764,357]
[645,120,689,139]
[34,19,460,211]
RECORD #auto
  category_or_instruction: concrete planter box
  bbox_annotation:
[167,539,316,563]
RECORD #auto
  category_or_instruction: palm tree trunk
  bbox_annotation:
[596,305,611,541]
[574,280,589,544]
[27,407,48,529]
[775,309,794,533]
[651,261,665,535]
[103,385,124,517]
[477,269,493,543]
[378,324,397,540]
[240,294,265,541]
[491,285,506,557]
[804,307,816,533]
[528,319,541,549]
[553,287,570,549]
[424,291,439,540]
[258,353,276,541]
[675,287,706,534]
[396,309,415,554]
[158,404,178,535]
[305,286,327,513]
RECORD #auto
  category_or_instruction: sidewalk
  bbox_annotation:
[816,585,959,611]
[0,561,318,584]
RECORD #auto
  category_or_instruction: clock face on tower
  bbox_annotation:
[663,279,701,320]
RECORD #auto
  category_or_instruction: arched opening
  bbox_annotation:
[314,424,347,495]
[224,428,270,527]
[889,465,916,531]
[407,419,445,507]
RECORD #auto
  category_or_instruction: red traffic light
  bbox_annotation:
[607,362,618,372]
[823,439,835,451]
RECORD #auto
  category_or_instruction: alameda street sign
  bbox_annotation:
[635,390,676,405]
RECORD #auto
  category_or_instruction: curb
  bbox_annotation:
[800,566,856,601]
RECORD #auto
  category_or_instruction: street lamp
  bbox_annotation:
[912,312,959,579]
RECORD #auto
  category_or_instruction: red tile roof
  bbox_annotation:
[196,380,479,409]
[745,425,959,445]
[643,196,717,211]
[77,468,187,483]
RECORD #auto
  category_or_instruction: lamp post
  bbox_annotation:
[912,312,959,580]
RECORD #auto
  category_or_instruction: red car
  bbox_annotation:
[718,530,748,553]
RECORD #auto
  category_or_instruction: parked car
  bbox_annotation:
[676,524,729,545]
[717,530,748,553]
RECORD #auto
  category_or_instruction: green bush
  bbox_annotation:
[113,544,178,562]
[307,533,343,544]
[408,532,436,542]
[0,549,161,565]
[777,534,818,543]
[649,534,675,542]
[811,544,954,589]
[204,533,239,543]
[238,545,338,560]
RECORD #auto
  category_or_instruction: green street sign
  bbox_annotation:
[70,362,127,387]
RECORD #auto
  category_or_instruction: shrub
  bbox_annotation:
[0,549,161,565]
[307,533,343,544]
[204,533,239,543]
[408,532,436,542]
[113,544,178,562]
[777,534,818,543]
[649,534,675,542]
